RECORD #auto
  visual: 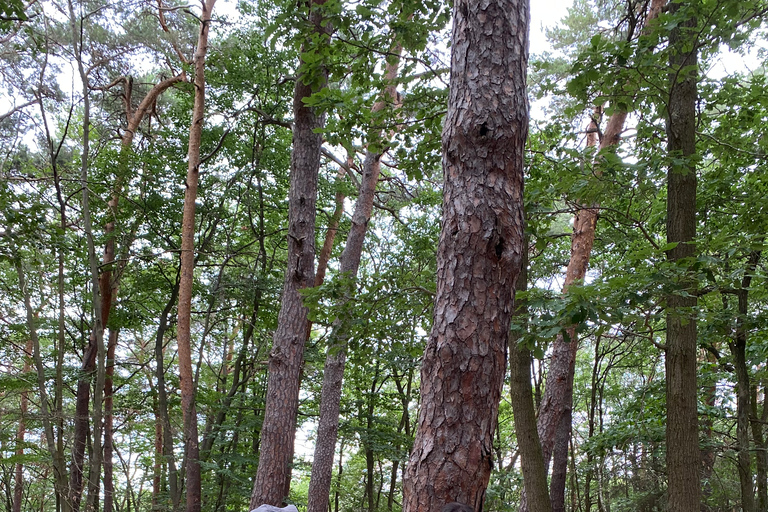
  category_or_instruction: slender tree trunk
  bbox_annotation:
[177,4,216,512]
[402,0,528,510]
[730,251,761,512]
[510,246,552,512]
[12,338,32,512]
[67,2,108,509]
[305,42,402,512]
[664,3,700,511]
[156,277,181,510]
[249,0,330,505]
[103,328,118,512]
[15,257,70,512]
[38,92,71,512]
[751,383,768,512]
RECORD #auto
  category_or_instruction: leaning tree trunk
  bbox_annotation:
[401,0,529,510]
[664,2,700,512]
[249,0,330,505]
[305,42,402,512]
[177,3,216,512]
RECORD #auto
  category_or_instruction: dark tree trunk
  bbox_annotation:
[176,3,216,512]
[752,383,768,512]
[103,329,118,512]
[250,0,330,505]
[156,277,181,510]
[401,0,528,510]
[730,250,761,512]
[510,247,552,512]
[664,3,700,511]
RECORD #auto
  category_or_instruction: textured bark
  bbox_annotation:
[665,3,700,511]
[177,3,216,512]
[12,338,32,512]
[401,0,528,510]
[250,0,330,505]
[510,248,552,512]
[305,44,402,512]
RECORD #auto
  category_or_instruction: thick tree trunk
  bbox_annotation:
[664,3,700,511]
[401,0,528,510]
[250,0,330,505]
[177,4,216,512]
[305,44,401,512]
[510,247,552,512]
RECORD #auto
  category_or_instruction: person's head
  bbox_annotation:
[441,502,474,512]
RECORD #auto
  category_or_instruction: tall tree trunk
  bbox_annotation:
[250,0,330,505]
[12,338,32,512]
[664,3,700,511]
[730,250,761,512]
[177,3,216,512]
[103,328,118,512]
[305,42,402,512]
[15,257,71,512]
[402,0,528,510]
[67,1,106,503]
[67,2,108,509]
[510,245,552,512]
[157,277,182,510]
[751,383,768,512]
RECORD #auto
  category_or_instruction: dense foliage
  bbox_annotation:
[0,0,767,512]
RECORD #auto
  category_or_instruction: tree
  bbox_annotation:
[401,0,529,510]
[250,0,332,505]
[176,2,216,512]
[664,1,700,511]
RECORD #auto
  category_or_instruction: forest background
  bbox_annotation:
[0,0,767,512]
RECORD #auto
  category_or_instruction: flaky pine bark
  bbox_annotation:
[510,246,552,512]
[305,43,402,512]
[401,0,528,510]
[177,3,216,512]
[250,0,330,505]
[665,3,700,511]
